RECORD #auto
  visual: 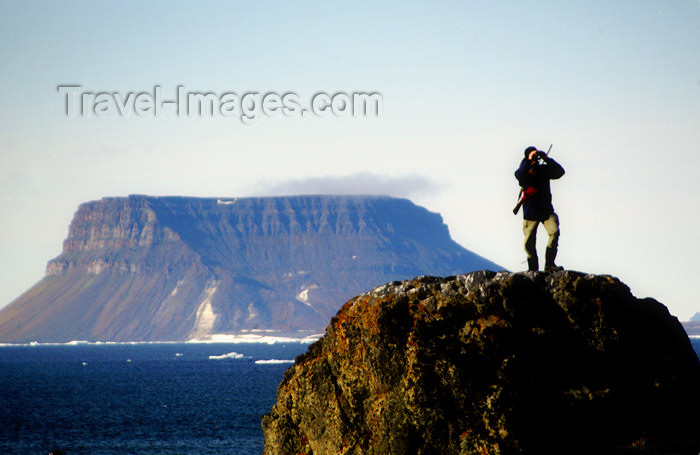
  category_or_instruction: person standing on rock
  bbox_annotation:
[514,146,565,271]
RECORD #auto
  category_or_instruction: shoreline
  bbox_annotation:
[0,330,324,347]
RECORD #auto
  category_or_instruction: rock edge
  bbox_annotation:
[263,270,700,455]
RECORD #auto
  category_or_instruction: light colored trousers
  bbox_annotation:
[523,213,560,259]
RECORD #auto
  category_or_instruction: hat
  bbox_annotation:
[524,146,537,158]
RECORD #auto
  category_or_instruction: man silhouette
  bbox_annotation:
[515,146,565,271]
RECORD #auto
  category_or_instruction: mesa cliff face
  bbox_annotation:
[262,271,700,455]
[0,195,501,342]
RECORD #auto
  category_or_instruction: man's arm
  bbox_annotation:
[514,158,532,185]
[542,156,565,179]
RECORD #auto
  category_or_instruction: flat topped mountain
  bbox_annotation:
[0,195,501,342]
[263,271,700,455]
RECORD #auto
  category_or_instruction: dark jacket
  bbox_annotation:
[514,157,565,221]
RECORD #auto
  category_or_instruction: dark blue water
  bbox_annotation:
[0,342,309,455]
[2,340,699,455]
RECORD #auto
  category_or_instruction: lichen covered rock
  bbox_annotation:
[262,271,700,454]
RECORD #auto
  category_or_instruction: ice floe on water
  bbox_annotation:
[208,351,251,360]
[207,352,295,363]
[254,359,295,365]
[189,331,322,345]
[0,340,184,347]
[0,331,322,347]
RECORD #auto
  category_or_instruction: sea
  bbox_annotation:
[2,339,699,455]
[0,341,312,455]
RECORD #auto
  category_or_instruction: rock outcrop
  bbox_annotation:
[262,271,700,455]
[0,195,500,342]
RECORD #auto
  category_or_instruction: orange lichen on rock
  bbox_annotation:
[263,271,700,455]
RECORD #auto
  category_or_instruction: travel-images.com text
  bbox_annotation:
[57,85,383,124]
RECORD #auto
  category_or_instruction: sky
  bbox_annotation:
[1,1,699,319]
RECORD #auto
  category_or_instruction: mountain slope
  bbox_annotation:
[0,195,502,342]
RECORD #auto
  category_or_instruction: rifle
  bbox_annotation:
[512,144,552,215]
[512,191,526,215]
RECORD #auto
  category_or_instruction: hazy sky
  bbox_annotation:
[1,1,699,319]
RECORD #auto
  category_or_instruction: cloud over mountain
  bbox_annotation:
[248,173,441,198]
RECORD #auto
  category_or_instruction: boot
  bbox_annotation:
[527,256,538,271]
[544,247,563,272]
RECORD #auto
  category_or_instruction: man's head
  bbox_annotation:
[524,146,538,161]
